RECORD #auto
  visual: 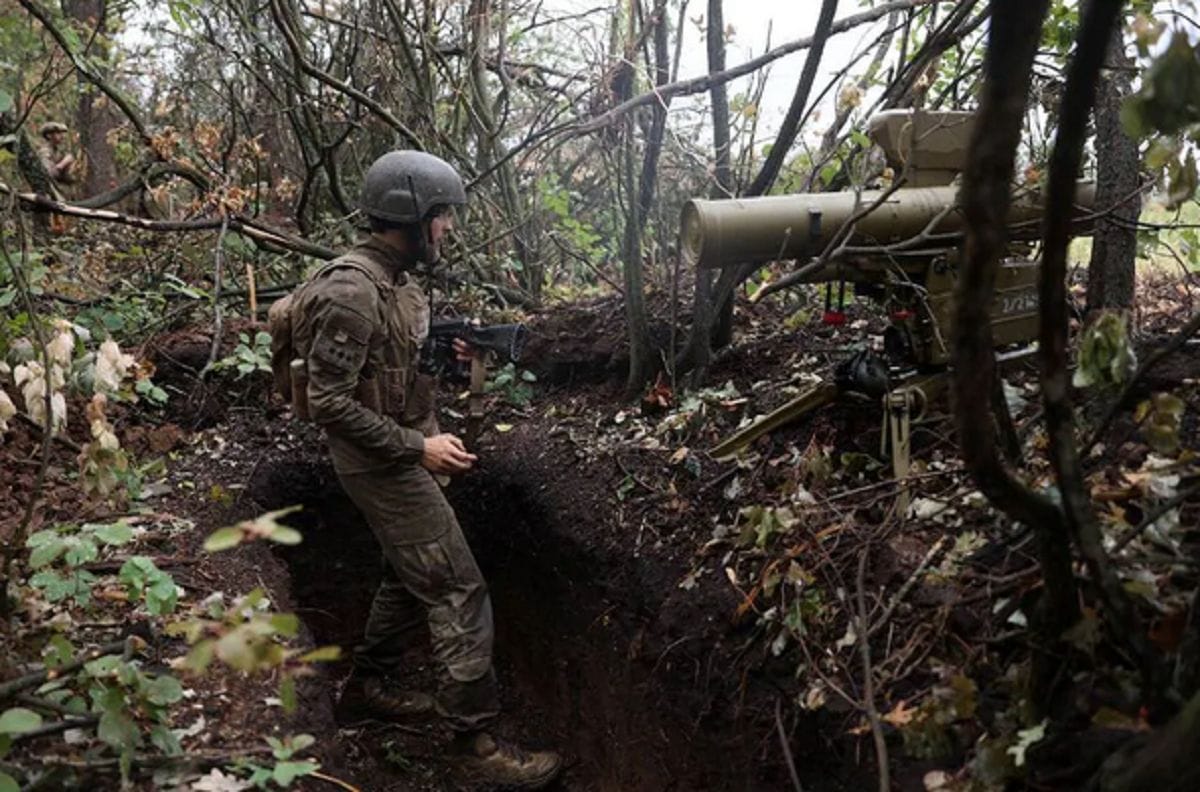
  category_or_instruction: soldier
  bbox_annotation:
[36,121,76,191]
[289,151,562,789]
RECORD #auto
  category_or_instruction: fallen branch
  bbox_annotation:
[856,549,890,792]
[0,186,337,260]
[775,698,804,792]
[867,535,949,639]
[11,715,98,744]
[1113,483,1200,554]
[0,639,131,699]
[14,412,83,453]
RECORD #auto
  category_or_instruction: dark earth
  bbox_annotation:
[4,274,1198,791]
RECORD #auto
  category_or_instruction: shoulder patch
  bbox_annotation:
[312,303,373,373]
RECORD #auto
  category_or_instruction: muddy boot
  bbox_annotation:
[448,731,562,789]
[336,674,435,724]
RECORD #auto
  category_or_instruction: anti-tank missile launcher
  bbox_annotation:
[685,109,1094,506]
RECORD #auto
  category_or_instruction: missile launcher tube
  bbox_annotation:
[681,183,1095,269]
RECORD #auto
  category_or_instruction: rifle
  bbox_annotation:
[419,318,528,381]
[420,318,529,448]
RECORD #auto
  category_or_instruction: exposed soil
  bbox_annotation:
[237,409,870,791]
[6,271,1199,791]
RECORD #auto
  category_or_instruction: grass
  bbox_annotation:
[1069,198,1200,275]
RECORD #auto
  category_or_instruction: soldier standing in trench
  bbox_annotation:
[288,151,562,788]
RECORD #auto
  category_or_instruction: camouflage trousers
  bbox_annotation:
[336,461,500,732]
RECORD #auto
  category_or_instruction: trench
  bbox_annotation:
[249,457,805,791]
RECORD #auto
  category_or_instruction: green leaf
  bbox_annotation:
[85,655,123,678]
[0,771,19,792]
[0,90,12,115]
[0,709,42,735]
[150,723,182,756]
[203,526,243,552]
[272,760,319,786]
[298,646,342,663]
[28,539,67,569]
[268,525,303,545]
[146,576,178,615]
[143,674,184,706]
[98,709,140,751]
[280,675,297,713]
[118,556,153,589]
[63,538,99,567]
[90,521,134,545]
[290,734,316,752]
[42,635,75,670]
[269,614,300,637]
[185,640,216,673]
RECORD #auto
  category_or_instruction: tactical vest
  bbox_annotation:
[268,253,435,433]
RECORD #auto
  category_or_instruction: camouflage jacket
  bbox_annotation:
[291,238,438,473]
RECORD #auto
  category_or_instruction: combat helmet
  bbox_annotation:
[359,150,466,223]
[40,121,68,138]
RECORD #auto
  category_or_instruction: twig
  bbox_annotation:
[1113,483,1200,554]
[823,468,964,503]
[867,535,949,639]
[205,215,231,373]
[1084,310,1200,456]
[311,771,363,792]
[15,693,80,716]
[615,456,663,495]
[856,549,890,792]
[775,698,804,792]
[0,640,131,699]
[0,187,338,260]
[14,412,83,453]
[11,715,98,744]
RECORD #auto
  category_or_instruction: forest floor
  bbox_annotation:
[3,267,1199,791]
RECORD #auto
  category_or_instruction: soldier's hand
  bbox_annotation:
[452,337,476,363]
[422,433,477,475]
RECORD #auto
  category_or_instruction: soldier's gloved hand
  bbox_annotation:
[421,433,477,475]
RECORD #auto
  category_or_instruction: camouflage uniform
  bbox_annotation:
[292,236,499,731]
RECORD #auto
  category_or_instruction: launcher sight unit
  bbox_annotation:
[684,109,1094,504]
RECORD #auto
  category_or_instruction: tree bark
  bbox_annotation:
[953,0,1080,669]
[678,0,731,382]
[1085,27,1140,314]
[1038,0,1162,689]
[63,0,120,198]
[622,0,670,396]
[1094,687,1200,792]
[679,0,838,379]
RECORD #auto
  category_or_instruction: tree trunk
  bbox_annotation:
[679,0,838,380]
[952,0,1080,697]
[1094,687,1200,792]
[63,0,120,198]
[622,0,670,396]
[1085,27,1140,314]
[678,0,731,382]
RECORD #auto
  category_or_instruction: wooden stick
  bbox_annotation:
[0,639,130,699]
